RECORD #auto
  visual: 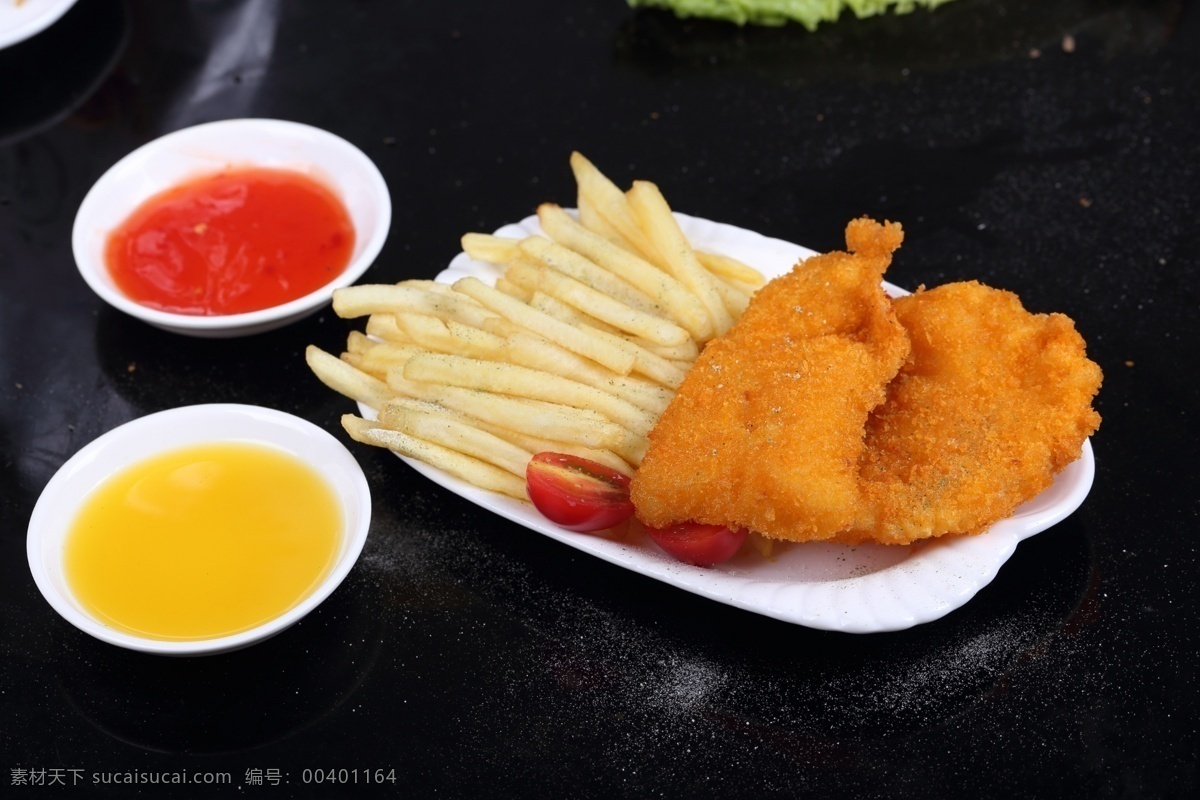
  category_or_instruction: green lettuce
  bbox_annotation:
[626,0,961,31]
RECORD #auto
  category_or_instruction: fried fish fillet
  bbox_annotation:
[844,281,1103,544]
[631,218,909,541]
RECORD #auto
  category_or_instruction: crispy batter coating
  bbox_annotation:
[844,281,1103,544]
[631,218,909,540]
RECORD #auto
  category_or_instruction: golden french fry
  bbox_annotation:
[306,345,394,409]
[713,277,751,317]
[394,312,450,342]
[695,249,767,288]
[627,181,733,338]
[725,277,763,297]
[618,333,698,362]
[342,414,528,500]
[345,330,376,354]
[380,397,634,476]
[376,404,533,477]
[495,276,534,302]
[451,277,636,375]
[402,352,657,438]
[393,313,507,359]
[350,341,425,377]
[387,369,627,450]
[502,331,672,416]
[364,313,407,342]
[517,236,663,317]
[581,324,688,389]
[478,315,527,339]
[570,152,663,265]
[499,260,541,294]
[747,531,775,558]
[527,290,620,334]
[577,192,631,249]
[396,279,461,298]
[537,203,713,341]
[445,319,507,354]
[333,284,497,328]
[461,233,523,265]
[509,250,689,347]
[339,351,369,374]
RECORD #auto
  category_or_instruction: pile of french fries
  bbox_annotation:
[306,153,767,502]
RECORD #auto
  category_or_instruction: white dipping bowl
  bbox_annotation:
[72,118,390,337]
[27,404,372,656]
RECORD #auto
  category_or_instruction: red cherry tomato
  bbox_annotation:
[645,522,748,567]
[526,452,634,532]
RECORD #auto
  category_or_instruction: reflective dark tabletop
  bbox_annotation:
[2,1,1196,797]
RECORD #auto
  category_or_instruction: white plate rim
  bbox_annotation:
[0,0,79,50]
[358,212,1096,633]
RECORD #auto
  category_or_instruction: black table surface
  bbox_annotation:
[2,1,1196,797]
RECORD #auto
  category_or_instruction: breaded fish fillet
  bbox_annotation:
[845,281,1103,544]
[631,218,910,541]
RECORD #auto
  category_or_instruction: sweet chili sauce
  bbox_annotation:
[104,167,356,316]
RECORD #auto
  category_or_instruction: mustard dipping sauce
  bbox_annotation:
[64,442,343,641]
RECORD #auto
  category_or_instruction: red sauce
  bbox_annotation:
[105,167,356,316]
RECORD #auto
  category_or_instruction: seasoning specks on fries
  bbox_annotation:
[306,153,766,499]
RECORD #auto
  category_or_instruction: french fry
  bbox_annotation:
[695,250,767,288]
[386,369,627,451]
[506,259,689,347]
[503,330,673,416]
[725,277,764,297]
[345,330,376,354]
[334,284,497,328]
[517,236,664,318]
[396,279,461,298]
[342,414,527,500]
[570,151,664,265]
[364,313,408,342]
[498,261,540,294]
[537,203,713,341]
[402,352,657,438]
[577,192,630,249]
[380,397,634,476]
[393,313,507,359]
[339,351,370,374]
[306,345,394,410]
[375,404,533,477]
[713,277,751,317]
[348,341,425,377]
[461,233,523,265]
[627,180,733,338]
[747,531,775,559]
[495,276,534,302]
[618,333,698,362]
[527,290,620,334]
[452,276,636,375]
[581,324,688,389]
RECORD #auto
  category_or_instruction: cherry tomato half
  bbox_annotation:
[645,522,748,567]
[526,452,634,532]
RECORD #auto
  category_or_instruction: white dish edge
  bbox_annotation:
[358,212,1095,633]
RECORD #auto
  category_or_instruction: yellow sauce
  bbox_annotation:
[65,442,342,641]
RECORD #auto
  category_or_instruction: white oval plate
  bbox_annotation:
[363,212,1095,633]
[0,0,78,49]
